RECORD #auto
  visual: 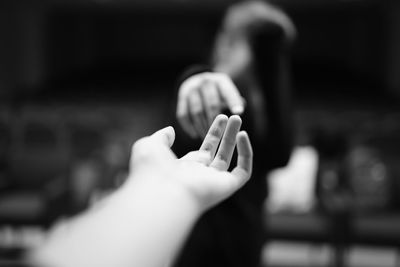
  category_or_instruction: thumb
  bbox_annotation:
[215,74,245,114]
[149,126,176,148]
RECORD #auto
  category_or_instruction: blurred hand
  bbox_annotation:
[129,115,252,211]
[176,72,245,139]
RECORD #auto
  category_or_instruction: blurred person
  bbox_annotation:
[30,115,253,267]
[172,1,296,266]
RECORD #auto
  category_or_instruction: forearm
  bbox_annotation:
[31,175,201,267]
[31,118,252,267]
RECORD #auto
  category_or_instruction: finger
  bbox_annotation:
[177,75,205,139]
[188,91,208,138]
[210,115,242,171]
[199,114,228,160]
[231,131,253,184]
[177,96,197,139]
[199,113,209,138]
[200,81,222,125]
[196,82,211,137]
[149,126,176,148]
[214,73,245,115]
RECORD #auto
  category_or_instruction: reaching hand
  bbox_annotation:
[129,114,252,211]
[30,115,252,267]
[176,72,245,139]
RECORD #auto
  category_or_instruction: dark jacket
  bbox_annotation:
[172,2,295,266]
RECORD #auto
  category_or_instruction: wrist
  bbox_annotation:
[119,172,204,219]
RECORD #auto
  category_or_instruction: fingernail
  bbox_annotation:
[231,105,244,114]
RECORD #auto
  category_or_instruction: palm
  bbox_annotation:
[175,114,252,209]
[131,114,252,211]
[176,160,239,209]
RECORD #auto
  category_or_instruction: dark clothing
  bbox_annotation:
[171,3,294,267]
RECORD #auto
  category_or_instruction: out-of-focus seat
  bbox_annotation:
[265,109,400,267]
[0,108,71,226]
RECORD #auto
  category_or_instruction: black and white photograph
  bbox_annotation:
[0,0,399,266]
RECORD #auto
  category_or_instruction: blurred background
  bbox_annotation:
[1,0,400,266]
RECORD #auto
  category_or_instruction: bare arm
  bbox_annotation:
[30,115,252,267]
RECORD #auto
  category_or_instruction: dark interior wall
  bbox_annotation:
[0,3,47,97]
[44,7,222,83]
[282,1,390,95]
[1,0,399,99]
[0,1,229,99]
[383,1,400,95]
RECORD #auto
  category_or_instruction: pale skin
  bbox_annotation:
[30,115,252,267]
[177,72,246,138]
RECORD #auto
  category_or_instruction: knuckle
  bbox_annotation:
[209,126,223,138]
[198,150,212,163]
[202,72,216,81]
[224,137,236,147]
[176,109,188,119]
[216,154,229,165]
[241,150,253,158]
[215,72,229,81]
[190,104,203,114]
[201,142,214,152]
[179,78,201,97]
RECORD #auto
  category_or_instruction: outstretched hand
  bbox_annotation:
[176,73,245,139]
[129,114,252,211]
[30,115,252,267]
